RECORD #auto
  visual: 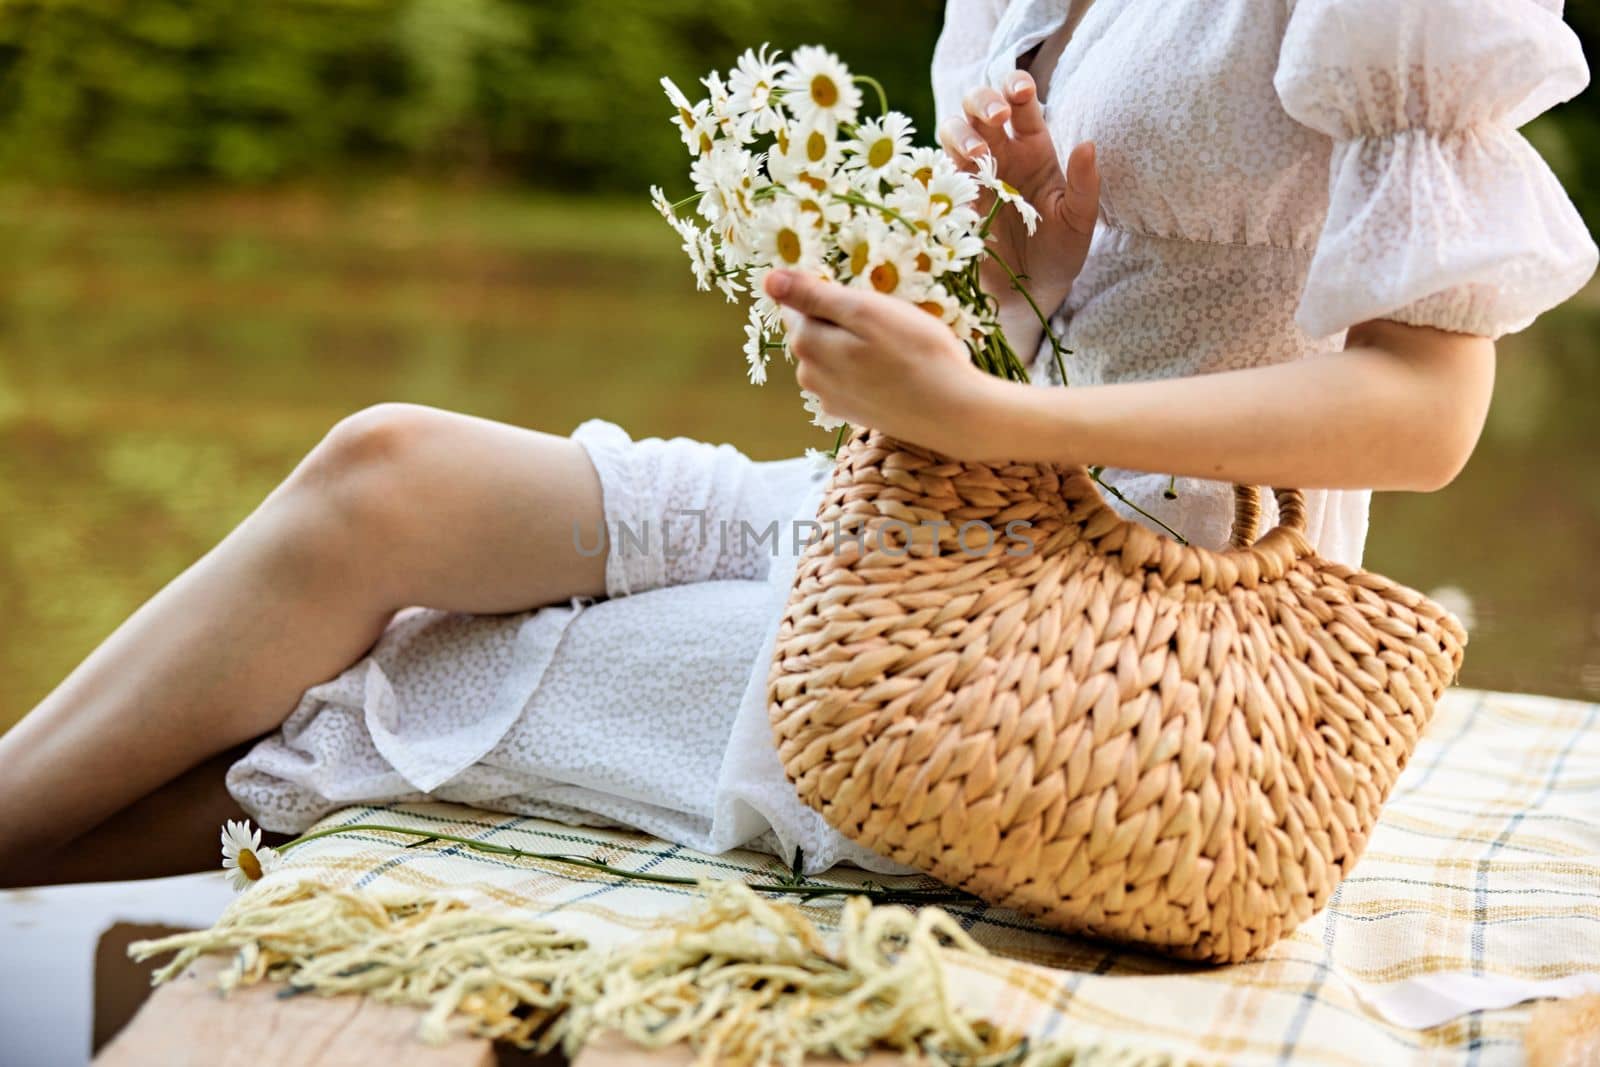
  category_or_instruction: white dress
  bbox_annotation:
[229,0,1596,873]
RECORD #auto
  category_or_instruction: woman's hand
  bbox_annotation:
[939,71,1099,352]
[764,269,991,455]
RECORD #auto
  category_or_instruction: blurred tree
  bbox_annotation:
[0,0,942,190]
[0,0,1593,230]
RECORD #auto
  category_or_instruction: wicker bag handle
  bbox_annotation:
[1228,484,1308,547]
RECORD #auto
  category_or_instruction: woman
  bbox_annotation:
[1,0,1593,884]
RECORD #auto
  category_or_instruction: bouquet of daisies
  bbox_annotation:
[650,44,1068,451]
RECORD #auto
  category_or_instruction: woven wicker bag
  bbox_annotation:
[768,430,1467,962]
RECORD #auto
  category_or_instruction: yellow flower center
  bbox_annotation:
[678,107,694,127]
[776,228,802,264]
[775,128,790,155]
[867,137,894,170]
[869,262,900,294]
[916,300,944,317]
[806,130,828,163]
[915,251,932,273]
[238,848,263,881]
[699,132,713,154]
[800,174,827,192]
[929,193,953,216]
[799,198,822,219]
[913,166,933,186]
[811,74,839,108]
[850,245,870,276]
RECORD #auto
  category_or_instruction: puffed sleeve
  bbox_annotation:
[1276,0,1598,339]
[931,0,1009,124]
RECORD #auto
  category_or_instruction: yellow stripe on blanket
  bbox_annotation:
[133,688,1600,1066]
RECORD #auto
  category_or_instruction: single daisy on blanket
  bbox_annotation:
[219,818,280,891]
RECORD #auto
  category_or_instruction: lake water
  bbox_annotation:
[1,185,1596,732]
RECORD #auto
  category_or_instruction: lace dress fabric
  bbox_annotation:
[233,424,908,874]
[935,0,1594,559]
[230,0,1595,873]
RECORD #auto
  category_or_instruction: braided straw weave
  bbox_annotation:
[768,431,1467,962]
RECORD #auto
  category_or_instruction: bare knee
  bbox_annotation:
[270,403,452,589]
[303,402,441,487]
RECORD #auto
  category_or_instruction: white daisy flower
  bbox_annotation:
[780,46,862,127]
[902,146,958,188]
[889,170,982,232]
[662,76,716,156]
[701,69,731,112]
[649,184,678,224]
[680,223,718,291]
[848,231,924,299]
[753,200,825,272]
[746,269,784,333]
[715,263,747,303]
[975,154,1042,235]
[847,112,914,178]
[912,280,988,342]
[701,69,746,143]
[911,280,961,322]
[661,74,693,113]
[924,169,981,218]
[781,180,851,230]
[717,221,759,270]
[220,819,281,892]
[949,303,991,342]
[921,223,986,275]
[804,447,837,475]
[743,305,772,384]
[801,388,846,431]
[836,215,891,280]
[912,277,990,343]
[768,118,843,188]
[728,44,791,136]
[690,142,760,228]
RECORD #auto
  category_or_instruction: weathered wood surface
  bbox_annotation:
[94,956,501,1067]
[96,954,905,1066]
[571,1033,904,1065]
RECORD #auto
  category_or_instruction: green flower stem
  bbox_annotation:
[853,74,890,115]
[977,198,1005,240]
[1088,467,1189,544]
[982,247,1070,387]
[829,423,850,458]
[765,182,903,226]
[278,822,975,908]
[830,190,917,231]
[670,191,703,211]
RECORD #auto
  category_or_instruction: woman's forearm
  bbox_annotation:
[963,321,1496,492]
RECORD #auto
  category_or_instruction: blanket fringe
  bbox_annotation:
[130,879,1192,1066]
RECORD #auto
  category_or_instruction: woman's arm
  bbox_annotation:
[767,271,1494,493]
[969,319,1495,491]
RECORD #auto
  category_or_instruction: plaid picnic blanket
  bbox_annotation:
[219,687,1600,1065]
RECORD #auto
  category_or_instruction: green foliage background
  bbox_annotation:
[0,0,944,190]
[0,0,1593,226]
[1532,4,1600,230]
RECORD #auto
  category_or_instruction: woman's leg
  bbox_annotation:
[0,404,609,880]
